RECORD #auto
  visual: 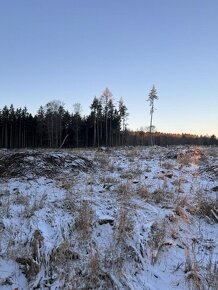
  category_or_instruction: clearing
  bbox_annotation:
[0,146,217,290]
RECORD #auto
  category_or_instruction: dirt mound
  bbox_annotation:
[0,150,92,178]
[166,146,206,164]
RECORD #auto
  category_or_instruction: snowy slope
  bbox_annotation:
[0,146,217,290]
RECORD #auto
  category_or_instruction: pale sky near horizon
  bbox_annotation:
[0,0,217,136]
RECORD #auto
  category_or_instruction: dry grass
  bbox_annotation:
[24,194,47,218]
[185,242,202,290]
[13,192,29,206]
[116,205,133,245]
[56,176,74,191]
[137,186,151,200]
[87,248,101,287]
[31,229,44,262]
[148,147,157,157]
[205,250,218,289]
[50,239,79,265]
[195,194,218,223]
[115,182,134,246]
[152,184,173,204]
[173,196,195,223]
[147,221,167,264]
[177,148,203,166]
[70,244,115,289]
[62,191,76,212]
[94,152,109,169]
[131,165,144,176]
[108,161,116,172]
[172,177,185,194]
[126,147,140,161]
[152,187,165,204]
[75,200,93,239]
[184,239,218,290]
[117,182,132,202]
[177,152,192,166]
[15,230,44,282]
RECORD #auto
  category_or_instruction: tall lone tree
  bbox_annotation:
[102,88,113,146]
[147,85,158,146]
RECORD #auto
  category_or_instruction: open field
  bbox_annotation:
[0,146,217,290]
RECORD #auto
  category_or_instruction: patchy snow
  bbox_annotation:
[0,146,217,289]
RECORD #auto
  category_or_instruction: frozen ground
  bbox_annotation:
[0,146,217,290]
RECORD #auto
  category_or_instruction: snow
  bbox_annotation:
[0,146,217,289]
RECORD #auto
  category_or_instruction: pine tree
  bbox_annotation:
[147,85,158,146]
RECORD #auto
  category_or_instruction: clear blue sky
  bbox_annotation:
[0,0,217,136]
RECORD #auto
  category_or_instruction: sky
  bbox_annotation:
[0,0,217,136]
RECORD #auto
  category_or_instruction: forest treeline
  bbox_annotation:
[0,89,129,148]
[128,131,218,146]
[0,93,217,148]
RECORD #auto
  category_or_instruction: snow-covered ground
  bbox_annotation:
[0,146,217,290]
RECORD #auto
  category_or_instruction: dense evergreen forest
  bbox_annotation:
[0,91,217,149]
[0,89,129,148]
